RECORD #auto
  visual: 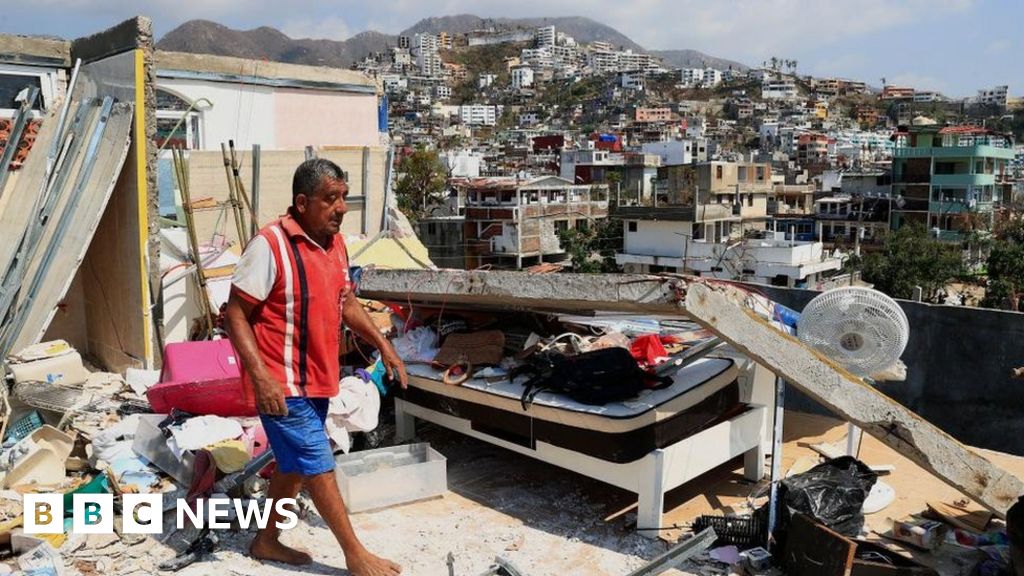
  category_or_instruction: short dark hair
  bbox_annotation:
[292,158,346,206]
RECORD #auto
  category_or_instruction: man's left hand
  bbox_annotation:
[381,348,408,390]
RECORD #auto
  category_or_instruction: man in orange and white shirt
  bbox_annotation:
[225,158,407,576]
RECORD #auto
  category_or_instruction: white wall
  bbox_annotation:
[158,78,380,151]
[158,78,275,150]
[623,220,693,258]
[641,141,691,166]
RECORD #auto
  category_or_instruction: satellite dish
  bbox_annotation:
[797,287,909,377]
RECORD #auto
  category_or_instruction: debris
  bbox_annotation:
[782,513,855,576]
[709,545,741,564]
[169,415,243,452]
[739,547,772,572]
[863,481,896,515]
[6,338,89,383]
[777,456,876,538]
[624,527,717,576]
[157,530,217,571]
[887,516,948,550]
[2,426,75,488]
[925,500,994,533]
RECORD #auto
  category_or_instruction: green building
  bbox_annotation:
[891,124,1014,241]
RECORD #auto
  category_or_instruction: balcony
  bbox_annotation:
[928,200,994,214]
[893,145,1015,160]
[931,173,995,187]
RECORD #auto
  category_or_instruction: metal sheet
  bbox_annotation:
[4,102,134,354]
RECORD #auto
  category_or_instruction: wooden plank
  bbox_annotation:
[783,513,855,576]
[684,283,1024,517]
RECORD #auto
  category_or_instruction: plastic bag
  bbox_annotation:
[778,456,877,537]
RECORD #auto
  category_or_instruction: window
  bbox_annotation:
[747,194,753,207]
[628,221,638,233]
[716,165,723,179]
[0,74,43,111]
[427,223,437,235]
[554,220,569,233]
[155,89,203,149]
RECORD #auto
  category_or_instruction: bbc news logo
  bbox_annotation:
[24,494,299,534]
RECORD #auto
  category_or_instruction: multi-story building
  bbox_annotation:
[615,209,841,287]
[398,35,410,49]
[838,79,868,94]
[797,133,829,171]
[560,148,661,202]
[762,79,798,100]
[460,104,502,126]
[856,105,881,129]
[435,85,452,100]
[478,74,497,89]
[535,25,556,47]
[657,161,773,232]
[976,85,1009,108]
[438,32,452,50]
[702,68,723,87]
[511,66,534,89]
[880,86,915,100]
[891,124,1015,241]
[680,68,705,87]
[813,78,839,96]
[457,176,609,269]
[620,70,645,90]
[635,107,672,122]
[642,140,692,166]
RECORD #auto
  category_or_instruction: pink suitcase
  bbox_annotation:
[147,339,258,417]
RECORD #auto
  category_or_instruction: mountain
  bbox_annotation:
[157,20,394,68]
[157,16,745,70]
[400,15,643,52]
[652,49,748,72]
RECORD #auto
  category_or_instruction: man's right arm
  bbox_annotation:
[225,292,288,416]
[226,235,287,416]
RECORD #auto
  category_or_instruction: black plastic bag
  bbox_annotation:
[778,456,877,537]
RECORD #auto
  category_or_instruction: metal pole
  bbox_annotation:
[176,147,215,338]
[0,86,40,199]
[220,142,247,246]
[767,376,786,551]
[228,139,254,240]
[251,144,261,236]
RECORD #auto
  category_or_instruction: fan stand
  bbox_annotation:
[846,423,864,458]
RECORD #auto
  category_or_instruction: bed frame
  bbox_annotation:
[394,352,775,536]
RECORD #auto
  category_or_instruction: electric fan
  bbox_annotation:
[795,286,910,514]
[796,286,909,378]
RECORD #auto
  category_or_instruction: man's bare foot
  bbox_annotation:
[250,533,313,565]
[346,549,402,576]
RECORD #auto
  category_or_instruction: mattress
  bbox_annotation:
[401,357,747,463]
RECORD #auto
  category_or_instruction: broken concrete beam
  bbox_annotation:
[358,269,687,315]
[685,283,1024,517]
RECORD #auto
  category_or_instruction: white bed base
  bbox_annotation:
[394,397,767,537]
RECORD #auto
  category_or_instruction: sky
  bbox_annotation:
[3,0,1019,97]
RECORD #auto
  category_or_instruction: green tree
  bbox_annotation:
[395,148,447,222]
[557,218,623,273]
[982,217,1024,310]
[861,223,964,301]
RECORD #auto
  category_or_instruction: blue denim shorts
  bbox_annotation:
[259,397,335,476]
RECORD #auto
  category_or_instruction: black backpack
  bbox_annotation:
[513,347,673,410]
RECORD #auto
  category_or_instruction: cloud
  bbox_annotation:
[282,15,352,41]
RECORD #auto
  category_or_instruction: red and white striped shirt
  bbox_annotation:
[231,213,351,399]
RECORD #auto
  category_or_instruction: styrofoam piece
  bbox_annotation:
[335,443,446,513]
[9,350,88,386]
[125,368,161,396]
[3,425,73,488]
